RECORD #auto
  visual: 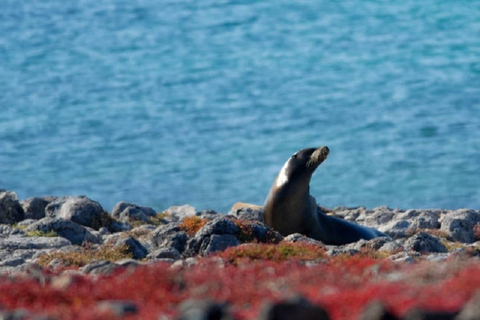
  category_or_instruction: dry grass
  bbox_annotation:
[179,216,209,235]
[37,242,133,268]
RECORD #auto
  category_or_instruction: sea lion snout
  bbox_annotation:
[319,146,329,158]
[307,146,329,168]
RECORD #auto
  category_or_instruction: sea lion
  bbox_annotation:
[263,146,387,245]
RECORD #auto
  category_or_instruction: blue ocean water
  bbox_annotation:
[1,0,480,213]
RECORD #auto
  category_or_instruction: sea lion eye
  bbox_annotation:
[291,154,297,159]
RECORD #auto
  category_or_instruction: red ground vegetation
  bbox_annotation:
[1,244,480,320]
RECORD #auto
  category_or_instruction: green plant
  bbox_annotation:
[25,230,58,237]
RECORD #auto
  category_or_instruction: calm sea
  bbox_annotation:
[1,0,480,213]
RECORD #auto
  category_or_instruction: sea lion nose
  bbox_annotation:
[322,146,329,155]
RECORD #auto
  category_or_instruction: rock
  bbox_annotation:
[456,291,480,320]
[425,253,451,262]
[45,196,109,230]
[440,209,480,243]
[21,197,54,220]
[346,237,395,251]
[404,232,447,253]
[0,309,30,320]
[50,274,81,290]
[97,300,138,317]
[203,234,240,256]
[0,224,23,236]
[115,236,148,260]
[388,252,418,263]
[229,202,264,222]
[342,236,403,254]
[15,219,38,228]
[170,258,199,269]
[110,220,132,232]
[403,308,457,320]
[81,260,120,275]
[283,233,324,246]
[380,220,411,239]
[111,201,159,223]
[359,301,398,320]
[326,248,360,257]
[374,209,444,239]
[151,223,188,253]
[185,216,240,257]
[197,216,240,236]
[259,296,330,320]
[197,210,220,220]
[147,247,181,260]
[116,258,145,269]
[112,201,157,218]
[119,207,149,223]
[244,221,282,244]
[125,225,156,245]
[0,255,25,268]
[0,235,71,250]
[379,241,404,253]
[177,299,231,320]
[406,209,443,230]
[0,190,25,224]
[165,205,198,222]
[25,218,101,245]
[362,207,397,228]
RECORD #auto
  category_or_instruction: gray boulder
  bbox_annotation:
[119,207,149,223]
[0,309,30,320]
[360,301,398,320]
[203,234,240,256]
[456,290,480,320]
[115,236,148,260]
[343,236,403,254]
[81,260,120,275]
[151,223,188,253]
[0,190,25,224]
[0,224,24,236]
[283,233,325,246]
[405,209,443,230]
[45,196,109,230]
[165,205,198,222]
[352,207,397,228]
[403,308,457,320]
[197,210,220,220]
[25,218,101,245]
[185,216,240,257]
[259,296,330,320]
[97,300,138,317]
[377,209,444,239]
[440,209,480,243]
[380,220,411,238]
[327,248,361,257]
[404,232,447,253]
[0,234,71,250]
[147,247,181,260]
[230,206,264,222]
[111,201,157,223]
[21,197,56,220]
[177,299,231,320]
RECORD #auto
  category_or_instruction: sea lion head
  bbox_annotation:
[276,146,329,187]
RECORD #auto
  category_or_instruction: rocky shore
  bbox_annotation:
[2,188,480,319]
